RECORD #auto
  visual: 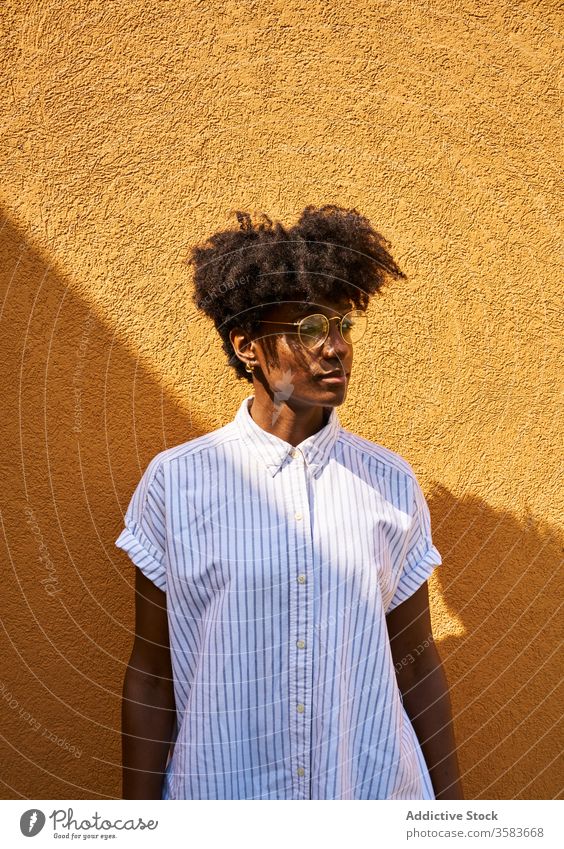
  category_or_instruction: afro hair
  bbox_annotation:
[187,204,405,383]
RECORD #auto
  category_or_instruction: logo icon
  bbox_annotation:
[272,369,295,424]
[20,810,46,837]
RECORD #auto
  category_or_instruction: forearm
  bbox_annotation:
[399,647,464,800]
[122,665,176,799]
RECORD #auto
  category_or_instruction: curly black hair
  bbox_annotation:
[187,204,406,383]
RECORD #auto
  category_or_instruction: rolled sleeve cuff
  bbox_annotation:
[386,543,442,613]
[115,519,167,591]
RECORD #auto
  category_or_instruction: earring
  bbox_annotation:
[245,362,255,373]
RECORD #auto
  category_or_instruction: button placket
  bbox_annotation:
[286,451,314,799]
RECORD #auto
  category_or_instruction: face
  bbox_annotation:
[239,296,356,409]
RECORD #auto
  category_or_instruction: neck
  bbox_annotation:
[248,384,330,446]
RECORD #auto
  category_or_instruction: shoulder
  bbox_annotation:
[139,421,239,483]
[336,427,417,482]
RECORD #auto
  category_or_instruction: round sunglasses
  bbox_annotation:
[260,309,367,350]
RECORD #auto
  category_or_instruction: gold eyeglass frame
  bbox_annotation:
[259,309,367,350]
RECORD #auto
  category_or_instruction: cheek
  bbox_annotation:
[277,338,310,371]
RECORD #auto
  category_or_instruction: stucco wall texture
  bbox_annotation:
[1,0,562,800]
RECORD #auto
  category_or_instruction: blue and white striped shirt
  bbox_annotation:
[115,394,442,799]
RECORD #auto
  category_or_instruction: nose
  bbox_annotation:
[322,319,351,362]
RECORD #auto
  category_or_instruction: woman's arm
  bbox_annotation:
[122,566,176,799]
[386,581,464,800]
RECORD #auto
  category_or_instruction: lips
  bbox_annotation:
[316,372,350,385]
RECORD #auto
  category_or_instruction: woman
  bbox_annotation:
[116,204,463,800]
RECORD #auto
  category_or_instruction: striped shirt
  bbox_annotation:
[115,394,442,800]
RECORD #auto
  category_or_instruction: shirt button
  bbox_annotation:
[290,448,299,458]
[297,574,306,584]
[294,512,303,521]
[296,703,305,713]
[296,640,305,649]
[296,767,305,777]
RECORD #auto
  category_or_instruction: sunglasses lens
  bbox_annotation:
[341,311,367,344]
[299,315,327,348]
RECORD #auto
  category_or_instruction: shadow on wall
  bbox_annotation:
[0,210,199,799]
[0,210,561,800]
[429,486,563,800]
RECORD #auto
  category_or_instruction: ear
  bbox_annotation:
[230,327,256,366]
[230,326,250,350]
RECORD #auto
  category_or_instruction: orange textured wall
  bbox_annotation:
[1,0,562,799]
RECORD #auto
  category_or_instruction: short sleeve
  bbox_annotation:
[115,456,167,591]
[385,472,442,613]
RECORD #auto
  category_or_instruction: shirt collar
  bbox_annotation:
[233,395,342,478]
